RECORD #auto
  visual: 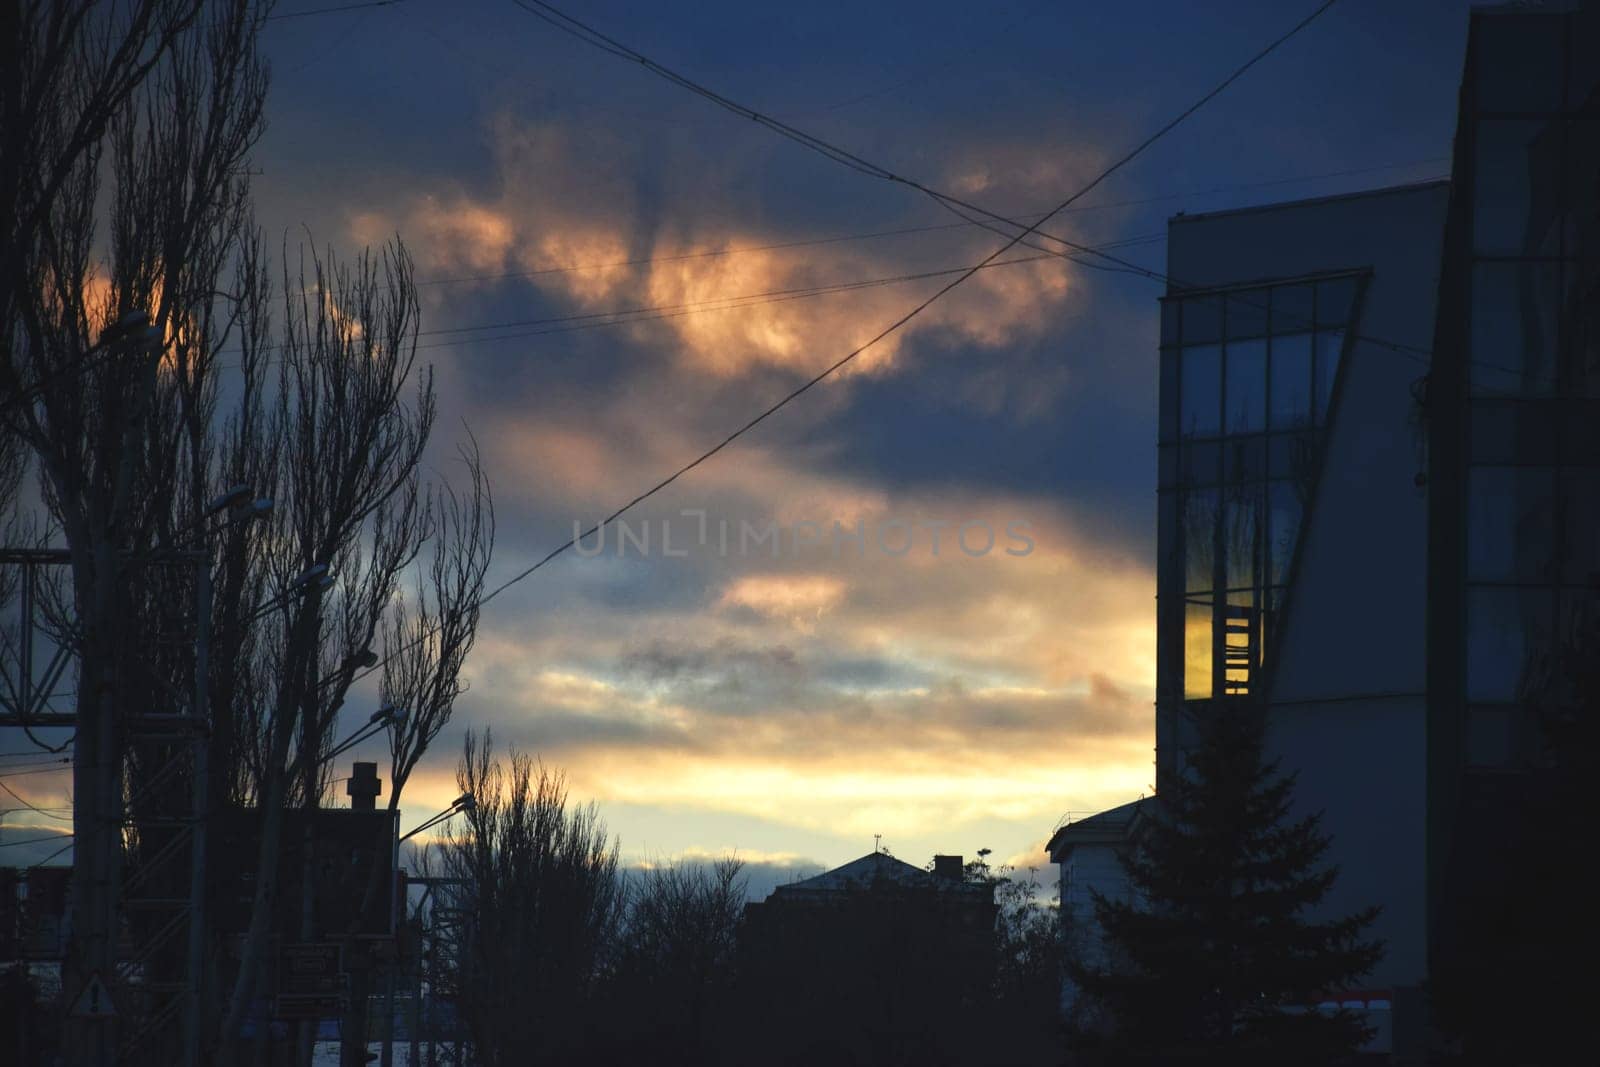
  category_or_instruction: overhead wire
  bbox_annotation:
[265,0,406,23]
[206,234,1164,369]
[0,832,74,850]
[410,158,1447,289]
[508,1,1558,390]
[0,779,74,820]
[0,760,73,780]
[417,239,1159,338]
[33,836,76,865]
[335,0,1347,693]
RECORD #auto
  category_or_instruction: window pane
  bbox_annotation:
[1180,441,1219,487]
[1160,348,1179,442]
[1315,330,1345,420]
[1571,36,1600,112]
[1465,705,1518,770]
[1473,18,1562,114]
[1223,590,1258,697]
[1226,290,1269,340]
[1160,300,1181,347]
[1469,400,1558,465]
[1222,487,1262,590]
[1182,295,1222,344]
[1181,344,1222,438]
[1468,466,1556,582]
[1563,401,1600,465]
[1473,120,1562,258]
[1563,122,1600,260]
[1562,468,1600,583]
[1270,333,1314,430]
[1268,480,1303,587]
[1225,437,1266,484]
[1466,586,1553,702]
[1273,284,1315,336]
[1185,598,1214,700]
[1183,489,1218,593]
[1225,339,1267,434]
[1470,261,1560,396]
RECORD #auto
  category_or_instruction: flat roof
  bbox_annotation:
[1169,178,1451,228]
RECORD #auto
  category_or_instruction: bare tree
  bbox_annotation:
[604,855,747,1061]
[439,731,624,1066]
[2,6,268,1062]
[383,437,495,802]
[1,6,496,1064]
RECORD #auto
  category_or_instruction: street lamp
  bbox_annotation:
[323,703,407,765]
[93,310,162,352]
[400,793,475,843]
[243,563,335,624]
[152,485,273,557]
[203,484,273,528]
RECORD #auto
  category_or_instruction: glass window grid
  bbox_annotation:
[1461,61,1600,767]
[1164,278,1361,700]
[1472,14,1599,119]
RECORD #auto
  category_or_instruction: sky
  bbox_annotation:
[2,0,1475,898]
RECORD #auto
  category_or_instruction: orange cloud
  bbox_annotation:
[348,114,1090,384]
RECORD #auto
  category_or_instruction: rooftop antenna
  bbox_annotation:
[874,834,882,854]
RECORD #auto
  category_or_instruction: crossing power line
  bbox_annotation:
[333,0,1346,694]
[508,3,1574,391]
[410,157,1446,289]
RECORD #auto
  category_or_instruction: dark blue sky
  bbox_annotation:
[7,0,1476,882]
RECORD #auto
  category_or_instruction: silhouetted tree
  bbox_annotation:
[0,6,493,1062]
[961,850,1066,1063]
[439,730,623,1065]
[600,856,747,1062]
[1071,706,1382,1066]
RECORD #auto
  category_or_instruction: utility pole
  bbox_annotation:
[184,552,211,1067]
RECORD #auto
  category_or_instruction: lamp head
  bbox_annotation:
[97,310,151,347]
[291,563,333,591]
[207,484,252,516]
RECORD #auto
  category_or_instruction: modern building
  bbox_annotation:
[1049,3,1598,1059]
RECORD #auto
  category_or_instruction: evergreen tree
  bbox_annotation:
[1071,706,1383,1066]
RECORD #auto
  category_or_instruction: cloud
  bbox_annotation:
[716,573,847,630]
[319,96,1153,874]
[347,113,1090,386]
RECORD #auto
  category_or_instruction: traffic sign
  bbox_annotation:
[69,971,117,1018]
[280,942,343,995]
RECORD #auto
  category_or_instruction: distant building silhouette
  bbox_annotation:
[1050,4,1599,1060]
[736,851,995,1066]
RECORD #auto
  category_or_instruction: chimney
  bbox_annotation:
[346,761,382,811]
[933,854,963,882]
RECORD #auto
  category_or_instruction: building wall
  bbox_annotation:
[1159,183,1449,994]
[1425,11,1600,1036]
[1056,841,1130,1015]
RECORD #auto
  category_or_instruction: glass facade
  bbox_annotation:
[1461,18,1600,767]
[1159,275,1361,701]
